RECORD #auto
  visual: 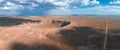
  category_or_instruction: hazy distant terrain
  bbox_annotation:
[0,16,120,50]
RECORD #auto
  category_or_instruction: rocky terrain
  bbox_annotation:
[0,16,120,50]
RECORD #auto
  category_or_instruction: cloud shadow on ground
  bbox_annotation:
[59,26,120,50]
[11,43,59,50]
[0,17,41,26]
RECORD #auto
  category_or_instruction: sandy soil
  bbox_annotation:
[0,16,120,50]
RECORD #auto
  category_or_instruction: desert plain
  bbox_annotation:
[0,16,120,50]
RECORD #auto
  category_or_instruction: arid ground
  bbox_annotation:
[0,16,120,50]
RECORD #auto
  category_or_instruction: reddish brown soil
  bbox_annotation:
[0,16,120,50]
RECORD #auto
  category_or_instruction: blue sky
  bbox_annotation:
[0,0,120,16]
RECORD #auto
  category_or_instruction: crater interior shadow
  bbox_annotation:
[51,20,71,27]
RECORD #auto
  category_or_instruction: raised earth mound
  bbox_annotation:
[0,16,120,50]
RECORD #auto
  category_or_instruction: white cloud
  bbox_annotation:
[0,0,3,2]
[80,0,89,5]
[13,0,100,7]
[35,0,43,3]
[27,3,38,9]
[72,0,100,6]
[43,0,74,7]
[15,0,29,3]
[81,0,100,5]
[13,0,74,7]
[51,1,69,7]
[0,0,100,10]
[110,0,120,4]
[1,2,24,10]
[0,10,19,16]
[90,0,100,5]
[48,5,120,16]
[0,2,25,16]
[71,6,120,15]
[48,7,72,15]
[0,0,101,16]
[73,6,78,9]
